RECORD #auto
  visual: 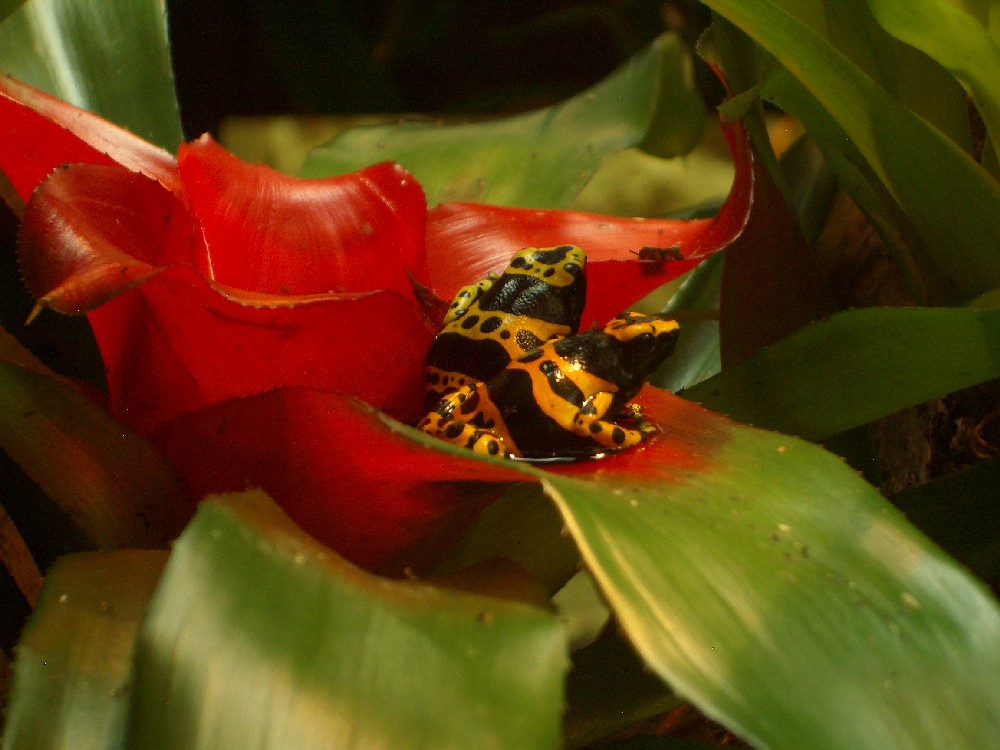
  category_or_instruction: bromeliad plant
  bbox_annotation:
[1,1,999,749]
[0,69,752,573]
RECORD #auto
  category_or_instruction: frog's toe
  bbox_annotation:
[638,420,660,437]
[468,432,506,456]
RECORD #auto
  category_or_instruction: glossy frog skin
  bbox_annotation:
[423,245,587,408]
[419,311,680,460]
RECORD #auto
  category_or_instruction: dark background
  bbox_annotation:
[166,0,711,138]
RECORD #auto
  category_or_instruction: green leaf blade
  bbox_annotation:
[540,400,1000,749]
[0,0,24,23]
[682,306,1000,440]
[384,390,1000,748]
[765,0,972,149]
[0,0,182,151]
[0,326,190,549]
[2,550,168,750]
[301,33,705,208]
[705,0,1000,298]
[650,252,724,393]
[127,491,567,750]
[869,0,1000,159]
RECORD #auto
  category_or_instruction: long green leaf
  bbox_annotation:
[650,252,723,393]
[538,400,1000,749]
[0,325,189,548]
[0,499,41,606]
[2,550,168,750]
[704,0,1000,298]
[126,491,567,750]
[0,0,182,151]
[682,306,1000,440]
[758,0,971,147]
[301,33,705,208]
[434,483,581,595]
[379,388,1000,748]
[869,0,1000,160]
[0,0,24,23]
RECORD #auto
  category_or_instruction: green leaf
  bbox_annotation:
[0,499,42,607]
[869,0,1000,160]
[126,491,567,750]
[763,0,971,147]
[650,252,723,393]
[568,136,738,218]
[2,550,168,750]
[0,0,24,23]
[682,306,1000,440]
[0,0,182,151]
[705,0,1000,299]
[539,399,1000,750]
[301,32,705,208]
[0,324,189,548]
[381,388,1000,748]
[434,483,581,595]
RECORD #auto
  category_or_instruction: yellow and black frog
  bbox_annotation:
[423,245,587,409]
[420,246,679,460]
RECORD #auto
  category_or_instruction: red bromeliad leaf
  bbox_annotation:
[18,163,199,313]
[147,385,719,575]
[544,385,721,481]
[177,137,429,298]
[154,388,525,574]
[0,76,180,204]
[4,75,756,577]
[19,158,435,436]
[148,385,713,575]
[425,118,753,327]
[90,271,432,435]
[719,145,836,367]
[427,201,699,328]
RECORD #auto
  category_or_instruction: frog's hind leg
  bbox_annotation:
[419,386,509,457]
[420,412,507,456]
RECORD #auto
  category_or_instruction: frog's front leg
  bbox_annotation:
[442,274,496,326]
[419,384,509,457]
[569,393,659,452]
[620,401,661,439]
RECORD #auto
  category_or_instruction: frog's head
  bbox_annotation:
[601,311,680,385]
[505,245,586,288]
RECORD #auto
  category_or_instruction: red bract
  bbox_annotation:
[1,76,753,573]
[425,118,754,328]
[0,76,180,200]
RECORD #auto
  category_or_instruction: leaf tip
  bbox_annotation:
[23,301,45,326]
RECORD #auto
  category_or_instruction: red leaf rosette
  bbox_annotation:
[1,76,753,572]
